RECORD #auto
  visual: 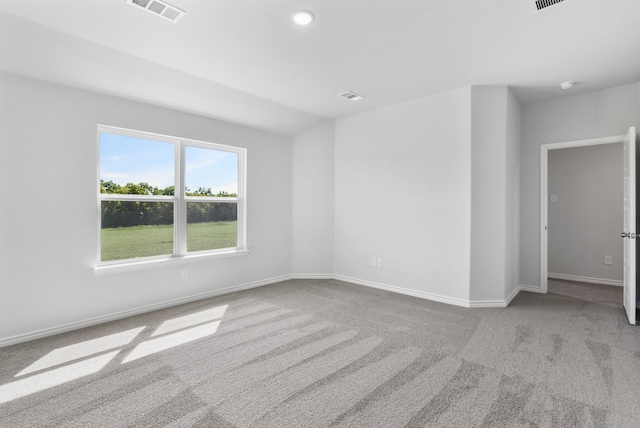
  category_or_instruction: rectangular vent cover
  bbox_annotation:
[530,0,570,13]
[338,91,365,101]
[127,0,185,23]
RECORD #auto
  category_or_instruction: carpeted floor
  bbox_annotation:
[0,279,639,427]
[547,278,625,306]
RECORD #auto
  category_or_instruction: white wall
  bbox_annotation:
[470,87,506,302]
[292,121,335,275]
[13,70,636,344]
[0,72,293,343]
[505,90,521,299]
[2,75,524,345]
[334,87,473,304]
[547,144,623,284]
[469,87,521,303]
[520,82,640,290]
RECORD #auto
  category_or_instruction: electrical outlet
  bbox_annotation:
[376,258,383,268]
[371,257,377,267]
[604,256,612,265]
[181,268,189,279]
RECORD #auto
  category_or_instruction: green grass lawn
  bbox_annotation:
[101,221,237,262]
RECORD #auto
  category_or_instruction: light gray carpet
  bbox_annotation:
[548,278,624,306]
[1,279,639,427]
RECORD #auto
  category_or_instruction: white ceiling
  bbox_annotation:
[1,0,640,136]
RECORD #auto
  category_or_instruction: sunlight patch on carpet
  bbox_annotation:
[122,320,221,363]
[16,327,145,377]
[152,305,227,337]
[0,351,119,405]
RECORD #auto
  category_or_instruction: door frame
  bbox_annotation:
[540,134,625,293]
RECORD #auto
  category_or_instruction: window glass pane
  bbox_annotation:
[185,146,238,197]
[187,202,237,252]
[100,133,175,195]
[101,201,174,261]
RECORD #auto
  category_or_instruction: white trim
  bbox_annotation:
[291,274,335,280]
[299,275,521,307]
[548,273,623,287]
[520,284,543,293]
[96,127,102,263]
[237,149,247,251]
[468,286,521,308]
[99,194,175,201]
[0,274,289,348]
[176,140,186,254]
[540,134,624,294]
[540,146,548,294]
[93,249,250,275]
[468,300,510,308]
[333,275,471,307]
[541,135,624,151]
[506,286,522,305]
[332,275,518,308]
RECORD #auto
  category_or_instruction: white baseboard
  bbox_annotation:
[0,275,291,348]
[520,284,543,293]
[506,286,521,305]
[548,273,623,287]
[469,286,522,308]
[334,275,472,307]
[290,274,335,280]
[333,275,519,309]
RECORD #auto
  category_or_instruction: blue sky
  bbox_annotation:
[100,133,238,193]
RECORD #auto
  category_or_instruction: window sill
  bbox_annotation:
[93,249,250,275]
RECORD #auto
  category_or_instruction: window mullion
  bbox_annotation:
[237,150,246,250]
[176,141,187,255]
[184,197,239,203]
[98,194,175,202]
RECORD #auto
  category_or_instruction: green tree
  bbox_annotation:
[100,180,122,194]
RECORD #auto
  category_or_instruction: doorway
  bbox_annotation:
[540,135,625,294]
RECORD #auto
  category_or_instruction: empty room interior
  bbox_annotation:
[1,0,640,426]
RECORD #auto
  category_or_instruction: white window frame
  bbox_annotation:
[94,125,248,274]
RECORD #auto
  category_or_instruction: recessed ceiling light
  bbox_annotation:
[560,81,575,90]
[291,10,314,26]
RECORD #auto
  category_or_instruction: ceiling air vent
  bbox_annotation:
[530,0,570,13]
[338,91,365,101]
[127,0,185,23]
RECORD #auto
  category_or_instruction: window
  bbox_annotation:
[97,125,246,268]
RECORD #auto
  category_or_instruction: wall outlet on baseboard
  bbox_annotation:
[371,257,383,268]
[604,256,612,265]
